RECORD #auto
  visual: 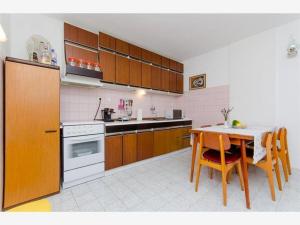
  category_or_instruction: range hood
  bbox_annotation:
[61,64,103,87]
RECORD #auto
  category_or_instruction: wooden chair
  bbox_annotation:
[277,127,291,182]
[246,132,282,201]
[194,131,244,206]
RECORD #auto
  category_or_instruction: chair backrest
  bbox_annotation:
[277,127,288,150]
[202,132,231,151]
[261,132,273,148]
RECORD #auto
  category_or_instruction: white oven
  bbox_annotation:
[62,122,105,189]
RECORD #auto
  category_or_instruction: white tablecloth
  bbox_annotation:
[191,125,275,163]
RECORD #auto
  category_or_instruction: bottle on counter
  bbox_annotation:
[40,42,51,65]
[51,48,57,65]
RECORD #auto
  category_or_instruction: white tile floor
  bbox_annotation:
[48,149,300,212]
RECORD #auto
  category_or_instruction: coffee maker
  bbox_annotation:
[101,108,115,122]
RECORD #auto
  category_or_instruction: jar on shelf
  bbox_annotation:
[86,61,94,70]
[68,57,78,67]
[94,63,101,72]
[78,59,87,69]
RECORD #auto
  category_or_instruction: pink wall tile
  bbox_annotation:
[60,85,229,127]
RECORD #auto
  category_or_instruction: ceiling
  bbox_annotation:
[49,14,300,61]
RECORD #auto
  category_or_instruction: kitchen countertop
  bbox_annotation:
[104,118,192,126]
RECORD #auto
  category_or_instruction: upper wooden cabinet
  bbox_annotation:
[137,131,154,161]
[161,57,170,69]
[64,23,98,49]
[129,59,142,87]
[151,66,161,90]
[141,49,153,63]
[99,32,116,51]
[116,54,130,85]
[169,59,177,71]
[151,53,162,66]
[116,39,129,55]
[177,62,184,73]
[161,69,169,92]
[105,135,123,170]
[65,44,98,63]
[169,71,177,93]
[99,50,116,83]
[141,63,151,89]
[176,73,184,94]
[129,44,142,59]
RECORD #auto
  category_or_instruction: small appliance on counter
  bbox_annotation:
[165,109,183,120]
[117,98,133,121]
[101,108,115,122]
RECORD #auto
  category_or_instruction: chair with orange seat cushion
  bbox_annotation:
[194,131,244,206]
[277,127,291,182]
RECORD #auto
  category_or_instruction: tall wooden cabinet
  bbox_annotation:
[3,58,60,209]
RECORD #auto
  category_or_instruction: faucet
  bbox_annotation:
[150,105,157,117]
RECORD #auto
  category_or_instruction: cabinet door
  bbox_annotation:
[99,50,116,83]
[116,39,129,55]
[129,59,142,87]
[151,53,162,66]
[137,131,154,161]
[129,44,142,59]
[153,129,170,156]
[105,135,123,170]
[64,23,78,43]
[169,71,177,93]
[169,59,177,71]
[181,127,192,149]
[168,128,182,152]
[4,61,60,209]
[116,55,130,85]
[161,69,169,92]
[151,66,161,90]
[99,32,116,50]
[177,62,184,73]
[123,133,137,165]
[141,49,153,63]
[161,57,170,69]
[141,63,151,89]
[176,73,184,94]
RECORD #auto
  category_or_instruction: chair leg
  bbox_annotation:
[286,151,292,175]
[226,168,232,184]
[195,164,202,192]
[266,167,276,201]
[209,168,213,179]
[221,170,227,206]
[274,160,283,191]
[280,153,289,182]
[236,162,244,191]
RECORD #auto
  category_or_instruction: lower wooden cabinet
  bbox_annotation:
[105,135,123,170]
[153,129,170,156]
[123,133,137,165]
[137,131,154,161]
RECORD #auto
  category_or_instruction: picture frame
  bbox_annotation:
[189,74,206,90]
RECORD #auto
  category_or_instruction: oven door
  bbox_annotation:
[63,134,104,171]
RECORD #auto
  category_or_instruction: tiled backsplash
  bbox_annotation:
[60,85,229,126]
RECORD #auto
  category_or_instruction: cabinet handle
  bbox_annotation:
[45,130,57,133]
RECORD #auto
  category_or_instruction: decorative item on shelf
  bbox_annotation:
[287,36,299,57]
[0,24,7,42]
[189,74,206,90]
[67,57,78,67]
[221,107,233,128]
[86,61,94,70]
[78,59,87,68]
[26,35,52,64]
[94,63,101,72]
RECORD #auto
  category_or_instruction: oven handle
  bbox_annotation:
[64,134,104,143]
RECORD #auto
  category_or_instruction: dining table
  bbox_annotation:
[190,125,275,209]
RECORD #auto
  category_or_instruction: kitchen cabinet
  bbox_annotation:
[129,44,142,59]
[176,73,184,94]
[116,39,129,55]
[141,49,153,63]
[99,50,116,83]
[161,57,170,69]
[153,129,170,156]
[65,44,98,63]
[141,63,152,89]
[151,53,162,66]
[105,135,123,170]
[4,58,60,209]
[151,65,161,90]
[64,23,98,49]
[99,32,116,51]
[169,71,177,93]
[137,131,154,161]
[181,126,192,148]
[129,59,142,87]
[116,54,130,85]
[161,69,170,92]
[177,62,184,73]
[123,133,137,165]
[168,128,182,152]
[169,59,177,71]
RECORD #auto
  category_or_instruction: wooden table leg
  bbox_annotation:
[240,139,251,209]
[190,134,198,182]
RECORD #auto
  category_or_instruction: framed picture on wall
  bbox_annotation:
[189,74,206,90]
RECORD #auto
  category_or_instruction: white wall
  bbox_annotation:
[183,18,300,169]
[0,13,10,211]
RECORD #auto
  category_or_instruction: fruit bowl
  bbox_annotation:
[231,120,247,129]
